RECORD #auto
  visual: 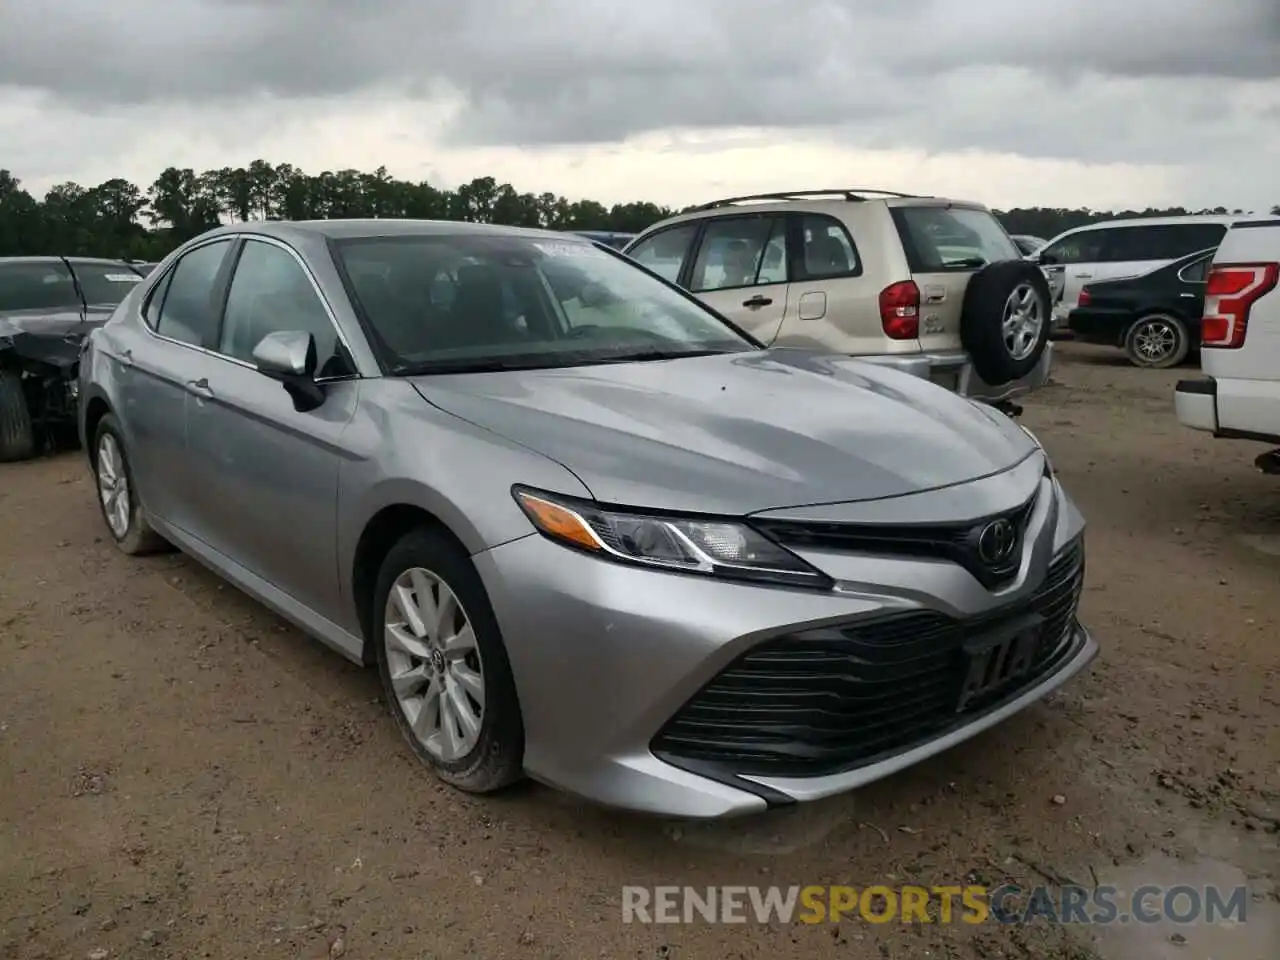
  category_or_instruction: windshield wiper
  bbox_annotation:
[941,257,987,269]
[393,356,574,375]
[586,348,735,365]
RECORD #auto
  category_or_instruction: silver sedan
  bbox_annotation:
[78,219,1096,818]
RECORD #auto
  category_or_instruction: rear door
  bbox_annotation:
[773,212,879,354]
[889,203,1025,355]
[679,214,789,342]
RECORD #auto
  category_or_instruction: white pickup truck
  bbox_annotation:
[1175,218,1280,473]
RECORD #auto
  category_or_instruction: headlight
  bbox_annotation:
[512,487,831,589]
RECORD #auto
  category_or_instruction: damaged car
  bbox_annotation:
[0,256,146,462]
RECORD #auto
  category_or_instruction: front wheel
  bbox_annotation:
[373,526,525,794]
[1124,314,1190,369]
[0,369,35,463]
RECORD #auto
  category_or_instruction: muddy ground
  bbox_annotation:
[1,341,1278,960]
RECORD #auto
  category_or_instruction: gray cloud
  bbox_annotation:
[0,0,1276,169]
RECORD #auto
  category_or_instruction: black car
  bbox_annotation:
[1067,247,1214,368]
[0,256,146,461]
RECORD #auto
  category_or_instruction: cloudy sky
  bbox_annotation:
[1,0,1277,213]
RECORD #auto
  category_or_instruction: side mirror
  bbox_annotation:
[1037,253,1059,266]
[252,330,324,412]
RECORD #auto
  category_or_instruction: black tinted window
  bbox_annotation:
[0,261,81,311]
[220,240,351,378]
[1179,257,1210,282]
[625,224,699,283]
[155,240,233,347]
[70,262,144,306]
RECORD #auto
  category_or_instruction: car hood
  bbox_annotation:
[410,349,1037,516]
[0,305,115,368]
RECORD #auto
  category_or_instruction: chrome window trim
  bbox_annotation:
[139,232,364,384]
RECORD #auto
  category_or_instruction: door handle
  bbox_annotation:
[1179,292,1195,298]
[185,378,214,399]
[1076,273,1093,279]
[742,295,773,308]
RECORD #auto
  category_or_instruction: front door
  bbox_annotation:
[683,214,789,343]
[182,237,360,622]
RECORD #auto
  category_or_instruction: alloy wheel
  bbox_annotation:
[383,567,486,762]
[96,433,131,539]
[1132,318,1179,364]
[1002,283,1045,362]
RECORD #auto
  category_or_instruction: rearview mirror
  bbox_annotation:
[252,330,324,412]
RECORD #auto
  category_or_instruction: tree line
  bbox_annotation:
[1,160,1277,262]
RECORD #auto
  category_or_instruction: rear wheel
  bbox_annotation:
[372,526,524,794]
[92,413,170,555]
[0,369,35,463]
[1124,314,1189,369]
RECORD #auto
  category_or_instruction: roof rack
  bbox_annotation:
[688,188,924,211]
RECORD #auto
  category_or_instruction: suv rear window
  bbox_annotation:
[891,206,1021,273]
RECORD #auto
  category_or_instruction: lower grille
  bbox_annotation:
[652,539,1085,779]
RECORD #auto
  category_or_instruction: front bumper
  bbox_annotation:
[858,342,1054,403]
[474,469,1092,819]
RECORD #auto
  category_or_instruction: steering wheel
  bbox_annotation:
[566,324,604,339]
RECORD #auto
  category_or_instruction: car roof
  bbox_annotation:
[630,190,991,236]
[1047,215,1241,242]
[0,256,135,266]
[201,218,583,244]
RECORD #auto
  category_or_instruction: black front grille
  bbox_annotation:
[755,493,1039,590]
[652,539,1085,779]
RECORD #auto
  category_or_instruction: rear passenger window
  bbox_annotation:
[1179,257,1209,282]
[690,216,786,292]
[626,224,699,284]
[797,215,860,279]
[155,240,233,347]
[1101,227,1155,262]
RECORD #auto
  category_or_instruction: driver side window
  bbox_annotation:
[1042,229,1105,265]
[219,239,353,378]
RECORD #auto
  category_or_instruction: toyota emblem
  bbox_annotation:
[976,518,1018,566]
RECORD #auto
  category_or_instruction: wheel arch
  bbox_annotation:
[349,501,481,666]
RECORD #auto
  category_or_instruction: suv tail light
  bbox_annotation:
[1201,263,1279,349]
[1078,286,1092,307]
[879,281,920,339]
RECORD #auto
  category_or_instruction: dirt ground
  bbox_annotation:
[1,341,1278,960]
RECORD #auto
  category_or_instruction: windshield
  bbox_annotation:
[891,206,1023,272]
[334,234,756,374]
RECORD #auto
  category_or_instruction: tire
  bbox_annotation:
[372,526,525,794]
[959,260,1053,385]
[0,369,35,463]
[1124,313,1190,369]
[91,413,170,555]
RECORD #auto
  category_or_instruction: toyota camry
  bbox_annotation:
[78,219,1096,818]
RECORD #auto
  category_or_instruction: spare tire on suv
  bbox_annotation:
[959,260,1053,386]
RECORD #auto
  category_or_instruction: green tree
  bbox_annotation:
[0,157,1260,261]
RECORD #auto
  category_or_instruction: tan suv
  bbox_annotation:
[621,189,1054,404]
